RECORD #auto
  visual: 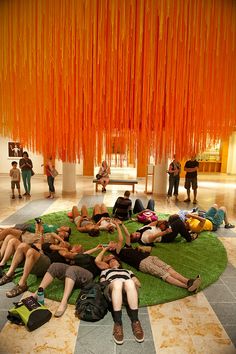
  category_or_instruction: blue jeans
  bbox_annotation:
[47,176,55,193]
[22,170,32,193]
[167,175,180,197]
[133,199,155,214]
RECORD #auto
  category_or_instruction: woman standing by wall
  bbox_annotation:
[19,151,33,196]
[167,155,181,201]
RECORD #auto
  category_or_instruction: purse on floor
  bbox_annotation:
[7,296,52,331]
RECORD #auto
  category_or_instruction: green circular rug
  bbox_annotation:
[13,210,227,307]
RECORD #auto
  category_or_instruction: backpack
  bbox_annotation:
[7,296,52,331]
[137,211,158,224]
[75,281,110,322]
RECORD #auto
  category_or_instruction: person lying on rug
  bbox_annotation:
[184,204,235,233]
[95,246,144,345]
[0,236,101,298]
[34,251,102,317]
[72,204,118,236]
[0,221,71,276]
[130,216,197,245]
[96,221,201,293]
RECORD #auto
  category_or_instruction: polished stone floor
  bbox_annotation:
[0,173,236,354]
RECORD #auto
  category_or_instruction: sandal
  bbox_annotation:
[0,273,14,286]
[6,284,28,298]
[191,233,199,241]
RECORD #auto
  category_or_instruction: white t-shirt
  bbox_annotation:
[140,226,162,244]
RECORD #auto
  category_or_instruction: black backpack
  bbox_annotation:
[75,281,110,322]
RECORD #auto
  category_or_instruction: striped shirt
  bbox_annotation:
[100,268,135,283]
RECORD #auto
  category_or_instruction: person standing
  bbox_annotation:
[19,151,33,196]
[184,155,199,204]
[9,161,22,199]
[113,191,132,220]
[167,155,181,201]
[44,157,56,199]
[98,160,110,192]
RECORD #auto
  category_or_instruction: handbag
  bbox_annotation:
[51,168,59,178]
[31,170,35,176]
[7,296,52,331]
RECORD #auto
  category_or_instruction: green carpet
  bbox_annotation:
[12,210,227,307]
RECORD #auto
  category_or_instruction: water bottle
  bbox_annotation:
[37,287,44,305]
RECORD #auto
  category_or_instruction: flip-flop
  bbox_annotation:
[6,284,28,298]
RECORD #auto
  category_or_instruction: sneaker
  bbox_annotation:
[113,323,124,345]
[184,198,191,202]
[18,195,22,199]
[188,275,201,292]
[11,195,15,199]
[191,207,199,213]
[131,320,144,343]
[225,223,235,229]
[193,199,198,204]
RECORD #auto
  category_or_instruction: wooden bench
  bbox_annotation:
[93,179,138,193]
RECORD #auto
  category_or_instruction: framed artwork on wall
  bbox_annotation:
[8,142,23,158]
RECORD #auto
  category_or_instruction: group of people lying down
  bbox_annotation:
[0,199,234,345]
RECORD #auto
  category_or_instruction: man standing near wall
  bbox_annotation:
[184,155,199,204]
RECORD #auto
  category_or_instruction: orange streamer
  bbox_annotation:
[0,0,235,165]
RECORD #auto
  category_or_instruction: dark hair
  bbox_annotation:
[109,255,122,269]
[67,227,72,236]
[157,220,169,229]
[124,191,130,197]
[88,229,100,237]
[11,161,17,166]
[23,151,29,157]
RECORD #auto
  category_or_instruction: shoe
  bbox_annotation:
[184,198,191,202]
[18,195,22,199]
[11,195,15,199]
[0,266,5,278]
[188,275,201,292]
[225,223,235,229]
[46,195,51,198]
[166,196,170,202]
[50,195,54,199]
[191,207,199,213]
[175,196,179,201]
[113,323,124,345]
[27,193,31,197]
[193,200,198,204]
[0,273,14,286]
[102,188,106,193]
[23,192,28,196]
[6,283,28,298]
[54,304,68,317]
[131,320,144,343]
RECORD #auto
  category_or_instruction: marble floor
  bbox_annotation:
[0,173,236,354]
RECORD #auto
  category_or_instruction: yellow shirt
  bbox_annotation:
[186,218,213,233]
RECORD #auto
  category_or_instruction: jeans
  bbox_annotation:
[47,176,55,193]
[133,199,155,214]
[21,170,32,193]
[167,175,180,197]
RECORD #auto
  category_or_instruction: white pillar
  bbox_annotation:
[227,132,236,174]
[153,159,168,195]
[62,163,76,193]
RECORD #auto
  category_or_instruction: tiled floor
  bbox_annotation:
[0,173,236,354]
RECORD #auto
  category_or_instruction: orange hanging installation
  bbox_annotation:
[0,0,235,165]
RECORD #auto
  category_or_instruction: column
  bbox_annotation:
[153,159,168,195]
[62,163,76,193]
[227,132,236,174]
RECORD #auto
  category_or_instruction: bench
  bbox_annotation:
[93,179,138,193]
